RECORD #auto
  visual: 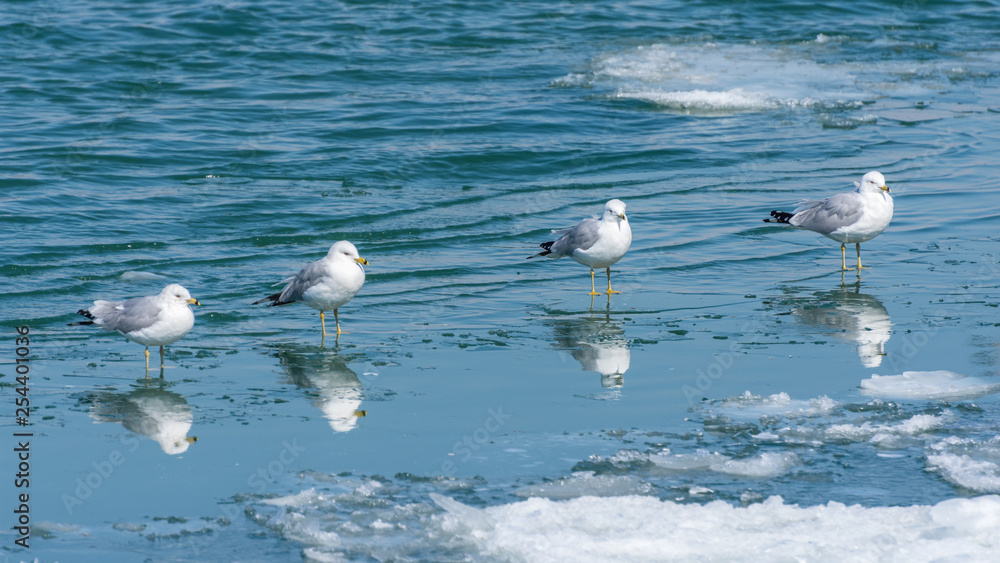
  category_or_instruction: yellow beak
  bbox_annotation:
[881,184,890,192]
[356,257,370,266]
[186,436,199,444]
[187,298,201,306]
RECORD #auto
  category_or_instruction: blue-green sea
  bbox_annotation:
[4,1,1000,561]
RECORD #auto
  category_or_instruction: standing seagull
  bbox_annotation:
[254,240,368,340]
[72,284,200,374]
[528,199,632,295]
[764,171,893,271]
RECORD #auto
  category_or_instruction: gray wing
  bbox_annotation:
[276,260,327,304]
[549,217,601,256]
[91,296,162,334]
[791,192,864,234]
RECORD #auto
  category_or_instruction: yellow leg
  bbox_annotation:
[606,267,620,295]
[841,243,850,271]
[588,269,599,296]
[144,347,150,376]
[856,243,865,270]
[320,311,327,336]
[159,345,165,368]
[335,309,342,335]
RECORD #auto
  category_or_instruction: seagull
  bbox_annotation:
[764,171,893,271]
[528,199,632,295]
[254,240,368,340]
[71,284,200,374]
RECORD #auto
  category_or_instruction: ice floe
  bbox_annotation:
[860,370,1000,401]
[649,450,800,479]
[927,436,1000,493]
[432,493,1000,562]
[712,390,839,419]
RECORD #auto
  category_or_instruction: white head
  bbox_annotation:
[155,423,198,455]
[328,240,370,266]
[603,199,627,222]
[856,171,889,193]
[161,284,200,306]
[162,434,199,455]
[321,389,365,433]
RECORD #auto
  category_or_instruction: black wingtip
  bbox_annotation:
[69,309,97,325]
[765,210,794,224]
[254,292,296,307]
[527,241,554,259]
[252,292,282,306]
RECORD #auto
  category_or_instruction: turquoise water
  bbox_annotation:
[4,0,1000,560]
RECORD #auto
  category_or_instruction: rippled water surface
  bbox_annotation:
[3,0,1000,560]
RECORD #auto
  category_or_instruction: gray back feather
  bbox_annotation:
[278,260,326,303]
[91,296,162,334]
[791,192,863,234]
[549,217,601,256]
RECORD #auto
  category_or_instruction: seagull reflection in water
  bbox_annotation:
[550,301,631,388]
[270,344,367,433]
[85,384,198,455]
[790,282,891,368]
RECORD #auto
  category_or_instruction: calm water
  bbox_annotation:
[3,0,1000,561]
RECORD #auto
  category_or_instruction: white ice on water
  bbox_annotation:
[262,488,324,507]
[251,486,1000,562]
[431,493,1000,562]
[860,370,1000,400]
[248,367,1000,561]
[649,450,800,479]
[712,390,838,419]
[928,436,1000,493]
[700,378,1000,494]
[516,471,653,499]
[552,38,988,119]
[615,87,793,111]
[552,42,866,112]
[823,411,953,442]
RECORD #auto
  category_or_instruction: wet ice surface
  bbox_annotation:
[430,494,1000,563]
[23,227,1000,560]
[21,232,1000,562]
[29,331,1000,561]
[861,370,1000,401]
[84,473,1000,563]
[237,365,1000,561]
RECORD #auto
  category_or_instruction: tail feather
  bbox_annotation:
[253,292,281,306]
[253,292,294,307]
[764,210,795,224]
[68,309,96,326]
[527,240,554,260]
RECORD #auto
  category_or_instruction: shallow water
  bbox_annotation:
[3,0,1000,560]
